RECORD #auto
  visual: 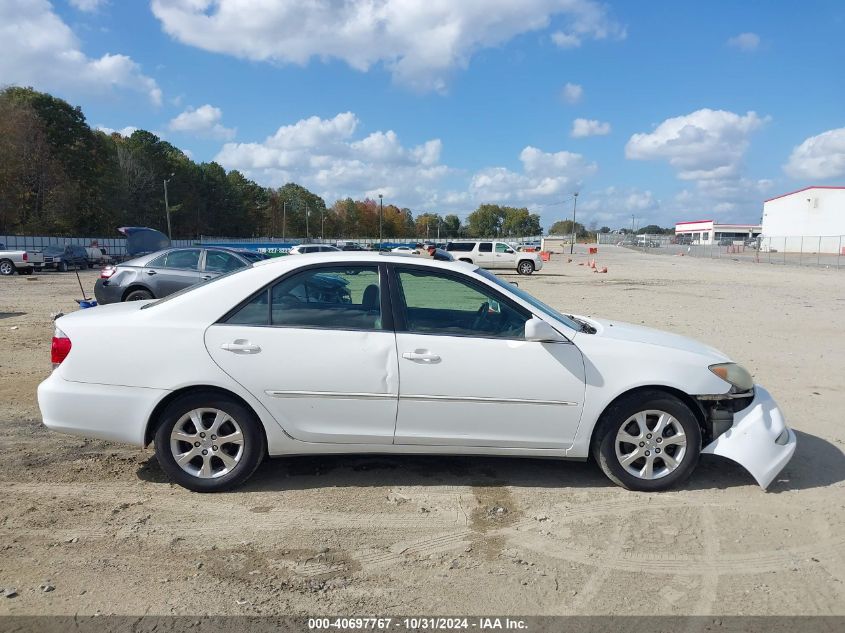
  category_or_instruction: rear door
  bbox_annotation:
[475,242,494,268]
[205,263,399,444]
[145,249,202,296]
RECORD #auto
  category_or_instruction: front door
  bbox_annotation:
[390,265,586,448]
[493,242,516,269]
[205,264,399,444]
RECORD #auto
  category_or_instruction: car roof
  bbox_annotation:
[252,250,474,272]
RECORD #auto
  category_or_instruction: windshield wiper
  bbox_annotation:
[567,315,596,334]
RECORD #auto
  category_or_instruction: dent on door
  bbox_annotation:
[204,326,400,444]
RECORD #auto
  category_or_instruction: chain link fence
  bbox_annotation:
[615,234,845,269]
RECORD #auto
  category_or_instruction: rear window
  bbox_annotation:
[445,242,475,252]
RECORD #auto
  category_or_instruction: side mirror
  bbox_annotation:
[524,316,566,342]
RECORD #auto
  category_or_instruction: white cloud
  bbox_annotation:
[571,118,611,137]
[151,0,625,92]
[561,82,583,104]
[69,0,108,12]
[96,124,138,137]
[551,32,581,48]
[215,112,450,208]
[576,186,660,227]
[727,32,761,52]
[550,0,626,49]
[169,104,236,140]
[0,0,161,105]
[470,146,596,203]
[625,109,768,180]
[784,127,845,180]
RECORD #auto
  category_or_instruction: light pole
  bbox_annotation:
[569,192,579,255]
[304,201,309,239]
[282,201,287,240]
[378,194,384,247]
[321,208,325,240]
[163,174,174,240]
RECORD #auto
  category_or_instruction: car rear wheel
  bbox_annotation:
[0,259,14,276]
[58,261,68,272]
[517,260,534,275]
[154,393,265,492]
[592,390,701,491]
[124,289,153,301]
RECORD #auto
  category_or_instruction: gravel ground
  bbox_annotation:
[0,247,843,616]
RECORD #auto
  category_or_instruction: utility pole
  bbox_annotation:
[321,208,325,240]
[569,192,579,255]
[282,201,286,240]
[305,202,309,239]
[163,175,174,240]
[378,194,384,247]
[631,214,635,237]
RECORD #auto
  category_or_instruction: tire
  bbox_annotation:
[517,260,534,275]
[19,267,33,276]
[154,392,265,492]
[58,261,68,272]
[124,288,154,302]
[0,259,15,276]
[592,390,701,492]
[88,263,95,269]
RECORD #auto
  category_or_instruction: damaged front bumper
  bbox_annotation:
[701,385,796,489]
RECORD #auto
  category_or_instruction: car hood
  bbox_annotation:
[582,317,731,362]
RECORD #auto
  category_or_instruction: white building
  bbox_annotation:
[762,186,845,253]
[674,220,761,245]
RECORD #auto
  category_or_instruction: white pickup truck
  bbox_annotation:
[445,240,543,275]
[0,244,44,276]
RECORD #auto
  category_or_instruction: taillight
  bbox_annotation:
[23,252,28,262]
[100,265,116,279]
[51,328,72,367]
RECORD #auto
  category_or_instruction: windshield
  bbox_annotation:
[475,268,579,331]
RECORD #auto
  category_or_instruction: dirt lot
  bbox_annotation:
[1,248,844,616]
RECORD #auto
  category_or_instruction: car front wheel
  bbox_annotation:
[517,260,535,275]
[0,259,15,276]
[154,393,265,492]
[592,390,701,491]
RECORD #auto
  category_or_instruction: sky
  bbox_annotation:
[1,0,844,230]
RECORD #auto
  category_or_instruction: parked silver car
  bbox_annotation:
[93,247,267,304]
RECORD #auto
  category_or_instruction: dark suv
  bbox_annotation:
[94,247,267,304]
[40,244,90,272]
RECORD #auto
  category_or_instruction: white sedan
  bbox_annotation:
[38,253,795,492]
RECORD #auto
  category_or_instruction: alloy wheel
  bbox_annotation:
[614,409,687,480]
[169,408,244,479]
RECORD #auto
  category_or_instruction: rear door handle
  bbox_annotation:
[201,274,212,280]
[221,340,261,354]
[402,351,441,363]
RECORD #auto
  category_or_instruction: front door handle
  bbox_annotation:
[146,270,157,275]
[402,351,441,363]
[201,274,212,280]
[221,340,261,354]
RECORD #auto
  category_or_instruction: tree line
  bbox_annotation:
[0,87,545,241]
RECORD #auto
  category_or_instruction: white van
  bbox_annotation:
[445,240,543,275]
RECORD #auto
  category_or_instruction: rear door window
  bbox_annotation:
[479,242,492,253]
[227,266,383,330]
